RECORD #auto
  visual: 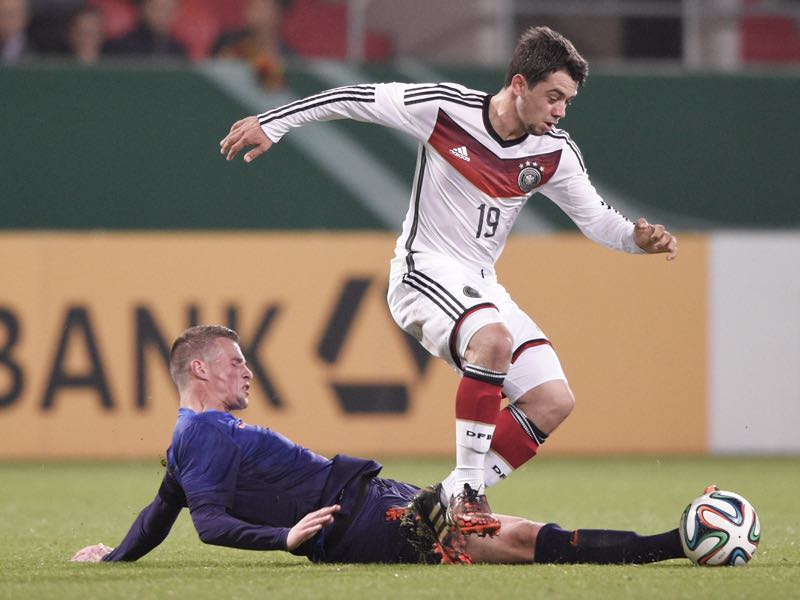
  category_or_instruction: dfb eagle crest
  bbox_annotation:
[517,161,543,193]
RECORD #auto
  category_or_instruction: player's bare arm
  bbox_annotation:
[219,116,273,163]
[634,218,679,261]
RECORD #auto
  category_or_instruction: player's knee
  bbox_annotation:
[466,323,513,368]
[545,383,576,423]
[556,389,576,420]
[485,332,513,365]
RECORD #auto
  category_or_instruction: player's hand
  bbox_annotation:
[634,218,678,261]
[286,504,341,551]
[219,116,273,163]
[70,543,114,562]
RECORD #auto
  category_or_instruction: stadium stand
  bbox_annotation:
[172,0,219,60]
[89,0,135,39]
[281,0,391,60]
[88,0,391,61]
[741,13,800,62]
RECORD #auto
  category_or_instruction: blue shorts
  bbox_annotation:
[317,477,425,564]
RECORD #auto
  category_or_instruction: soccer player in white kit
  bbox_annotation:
[219,26,678,537]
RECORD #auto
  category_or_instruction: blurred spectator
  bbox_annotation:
[212,0,293,89]
[103,0,187,59]
[0,0,32,63]
[65,4,103,64]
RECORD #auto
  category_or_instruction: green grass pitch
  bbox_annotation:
[1,456,798,599]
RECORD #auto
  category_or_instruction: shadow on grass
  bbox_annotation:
[13,558,402,584]
[11,555,795,586]
[593,560,799,570]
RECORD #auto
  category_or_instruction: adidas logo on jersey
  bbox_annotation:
[449,146,470,162]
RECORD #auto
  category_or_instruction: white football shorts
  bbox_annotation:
[388,253,567,401]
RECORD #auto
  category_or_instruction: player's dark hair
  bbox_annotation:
[504,26,589,89]
[169,325,239,388]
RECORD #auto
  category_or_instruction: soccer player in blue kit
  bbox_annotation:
[72,326,687,566]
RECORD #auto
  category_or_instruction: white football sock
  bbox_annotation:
[483,449,514,488]
[443,420,495,498]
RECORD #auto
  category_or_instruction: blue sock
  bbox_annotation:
[534,523,685,564]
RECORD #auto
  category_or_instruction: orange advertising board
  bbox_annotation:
[0,232,707,458]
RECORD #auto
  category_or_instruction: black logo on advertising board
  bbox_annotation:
[317,277,430,414]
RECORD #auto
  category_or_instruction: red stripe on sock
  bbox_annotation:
[489,406,539,468]
[455,375,502,425]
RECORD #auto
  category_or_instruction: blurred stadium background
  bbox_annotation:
[1,0,799,462]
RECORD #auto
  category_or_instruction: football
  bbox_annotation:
[679,486,760,566]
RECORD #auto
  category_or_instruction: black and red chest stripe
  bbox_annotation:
[428,109,562,199]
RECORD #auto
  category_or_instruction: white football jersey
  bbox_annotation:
[259,82,642,274]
